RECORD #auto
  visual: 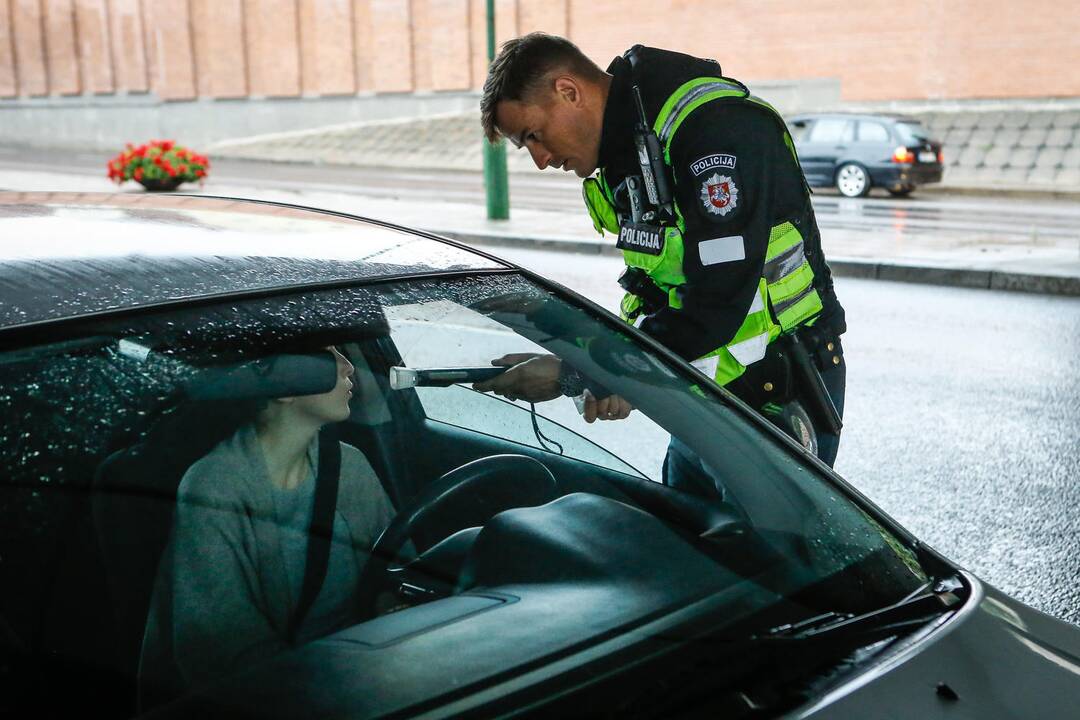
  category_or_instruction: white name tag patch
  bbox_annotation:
[690,153,737,176]
[699,235,745,265]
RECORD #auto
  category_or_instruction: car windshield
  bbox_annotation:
[896,121,930,143]
[0,271,929,715]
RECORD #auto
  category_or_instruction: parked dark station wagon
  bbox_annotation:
[790,113,945,198]
[2,193,1079,719]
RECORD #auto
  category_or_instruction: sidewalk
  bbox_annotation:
[2,166,1079,296]
[208,103,1080,198]
[416,212,1080,297]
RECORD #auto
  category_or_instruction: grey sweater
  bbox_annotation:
[139,425,395,698]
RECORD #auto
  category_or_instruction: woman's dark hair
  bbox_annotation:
[480,32,605,142]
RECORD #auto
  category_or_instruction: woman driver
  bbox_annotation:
[140,347,395,700]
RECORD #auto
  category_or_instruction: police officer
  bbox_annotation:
[476,33,847,470]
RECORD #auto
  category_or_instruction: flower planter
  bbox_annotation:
[108,140,209,191]
[137,177,185,192]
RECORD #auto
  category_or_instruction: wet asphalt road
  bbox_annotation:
[492,245,1080,625]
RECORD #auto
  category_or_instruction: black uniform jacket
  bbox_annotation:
[598,47,845,362]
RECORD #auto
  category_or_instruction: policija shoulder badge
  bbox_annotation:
[700,173,739,216]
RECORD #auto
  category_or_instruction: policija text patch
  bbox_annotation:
[616,222,664,256]
[689,153,736,176]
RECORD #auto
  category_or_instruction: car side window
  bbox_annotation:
[806,118,853,143]
[789,119,811,142]
[383,301,667,481]
[857,121,890,143]
[896,122,929,143]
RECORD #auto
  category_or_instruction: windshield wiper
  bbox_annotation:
[758,576,964,647]
[700,579,964,718]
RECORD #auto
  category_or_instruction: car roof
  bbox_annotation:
[0,192,510,333]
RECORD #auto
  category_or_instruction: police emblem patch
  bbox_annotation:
[700,173,738,216]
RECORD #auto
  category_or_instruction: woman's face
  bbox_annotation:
[289,346,355,424]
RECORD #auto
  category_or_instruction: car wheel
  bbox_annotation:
[887,186,914,197]
[835,163,871,198]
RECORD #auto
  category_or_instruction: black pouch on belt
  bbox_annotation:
[730,341,795,409]
[801,324,844,372]
[785,331,843,435]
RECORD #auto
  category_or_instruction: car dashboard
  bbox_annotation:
[149,491,778,719]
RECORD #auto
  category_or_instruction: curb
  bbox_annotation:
[826,259,1080,296]
[433,229,1080,297]
[920,185,1080,203]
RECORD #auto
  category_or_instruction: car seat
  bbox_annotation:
[91,398,254,707]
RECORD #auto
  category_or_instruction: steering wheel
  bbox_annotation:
[354,454,558,618]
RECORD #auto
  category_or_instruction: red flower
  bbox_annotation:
[110,139,208,187]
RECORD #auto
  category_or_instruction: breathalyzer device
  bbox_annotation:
[389,366,507,390]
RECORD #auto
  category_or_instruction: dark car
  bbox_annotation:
[789,113,944,197]
[3,192,1080,719]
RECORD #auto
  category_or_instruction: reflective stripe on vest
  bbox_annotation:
[726,286,770,365]
[764,221,821,331]
[656,78,748,148]
[688,278,776,386]
[656,78,802,174]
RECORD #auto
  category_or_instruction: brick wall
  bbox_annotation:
[1,0,1077,102]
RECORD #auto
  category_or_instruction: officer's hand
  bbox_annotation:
[583,393,633,424]
[473,353,562,403]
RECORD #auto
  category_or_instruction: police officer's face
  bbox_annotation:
[495,76,602,178]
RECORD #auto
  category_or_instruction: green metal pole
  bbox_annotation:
[483,0,510,220]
